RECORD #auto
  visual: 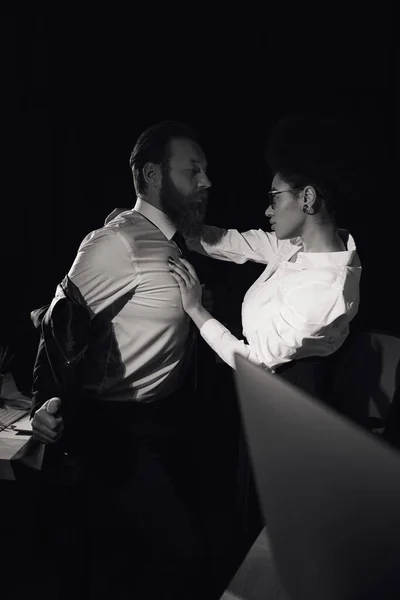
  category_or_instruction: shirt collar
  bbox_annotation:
[133,198,177,241]
[289,230,358,267]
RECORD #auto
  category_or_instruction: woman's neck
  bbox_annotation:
[301,222,346,253]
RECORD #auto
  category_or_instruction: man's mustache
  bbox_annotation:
[193,191,208,204]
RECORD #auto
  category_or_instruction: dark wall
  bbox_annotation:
[1,10,397,385]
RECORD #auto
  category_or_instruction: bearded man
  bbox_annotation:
[31,122,223,599]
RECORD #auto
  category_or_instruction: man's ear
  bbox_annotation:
[143,162,162,188]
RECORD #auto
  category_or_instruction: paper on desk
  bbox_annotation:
[12,414,33,433]
[1,372,32,410]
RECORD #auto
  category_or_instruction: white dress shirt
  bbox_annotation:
[67,199,192,402]
[188,227,361,370]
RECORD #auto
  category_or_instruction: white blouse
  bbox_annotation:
[188,227,361,371]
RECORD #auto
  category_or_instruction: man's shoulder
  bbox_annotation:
[76,225,131,261]
[105,209,159,237]
[108,212,167,253]
[81,212,144,245]
[104,209,142,231]
[77,212,164,260]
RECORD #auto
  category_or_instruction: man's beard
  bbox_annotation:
[159,172,208,238]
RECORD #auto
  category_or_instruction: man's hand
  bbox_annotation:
[31,397,64,444]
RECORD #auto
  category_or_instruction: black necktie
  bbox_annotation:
[172,231,189,260]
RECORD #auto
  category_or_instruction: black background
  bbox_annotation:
[1,8,397,385]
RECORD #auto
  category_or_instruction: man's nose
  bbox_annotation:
[199,173,211,189]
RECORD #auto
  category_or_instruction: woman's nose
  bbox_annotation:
[265,205,274,217]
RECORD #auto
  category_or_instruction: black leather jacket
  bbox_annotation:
[21,274,139,484]
[30,275,92,421]
[31,273,138,423]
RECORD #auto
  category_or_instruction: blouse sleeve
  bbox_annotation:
[186,227,284,265]
[200,280,347,370]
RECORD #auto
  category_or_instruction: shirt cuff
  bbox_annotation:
[200,318,242,369]
[200,318,230,344]
[200,318,276,373]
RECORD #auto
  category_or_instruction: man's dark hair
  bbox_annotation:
[266,112,369,221]
[129,120,199,195]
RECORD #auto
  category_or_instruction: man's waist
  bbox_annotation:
[82,357,188,401]
[74,386,193,438]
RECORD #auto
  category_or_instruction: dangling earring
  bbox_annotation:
[303,205,309,213]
